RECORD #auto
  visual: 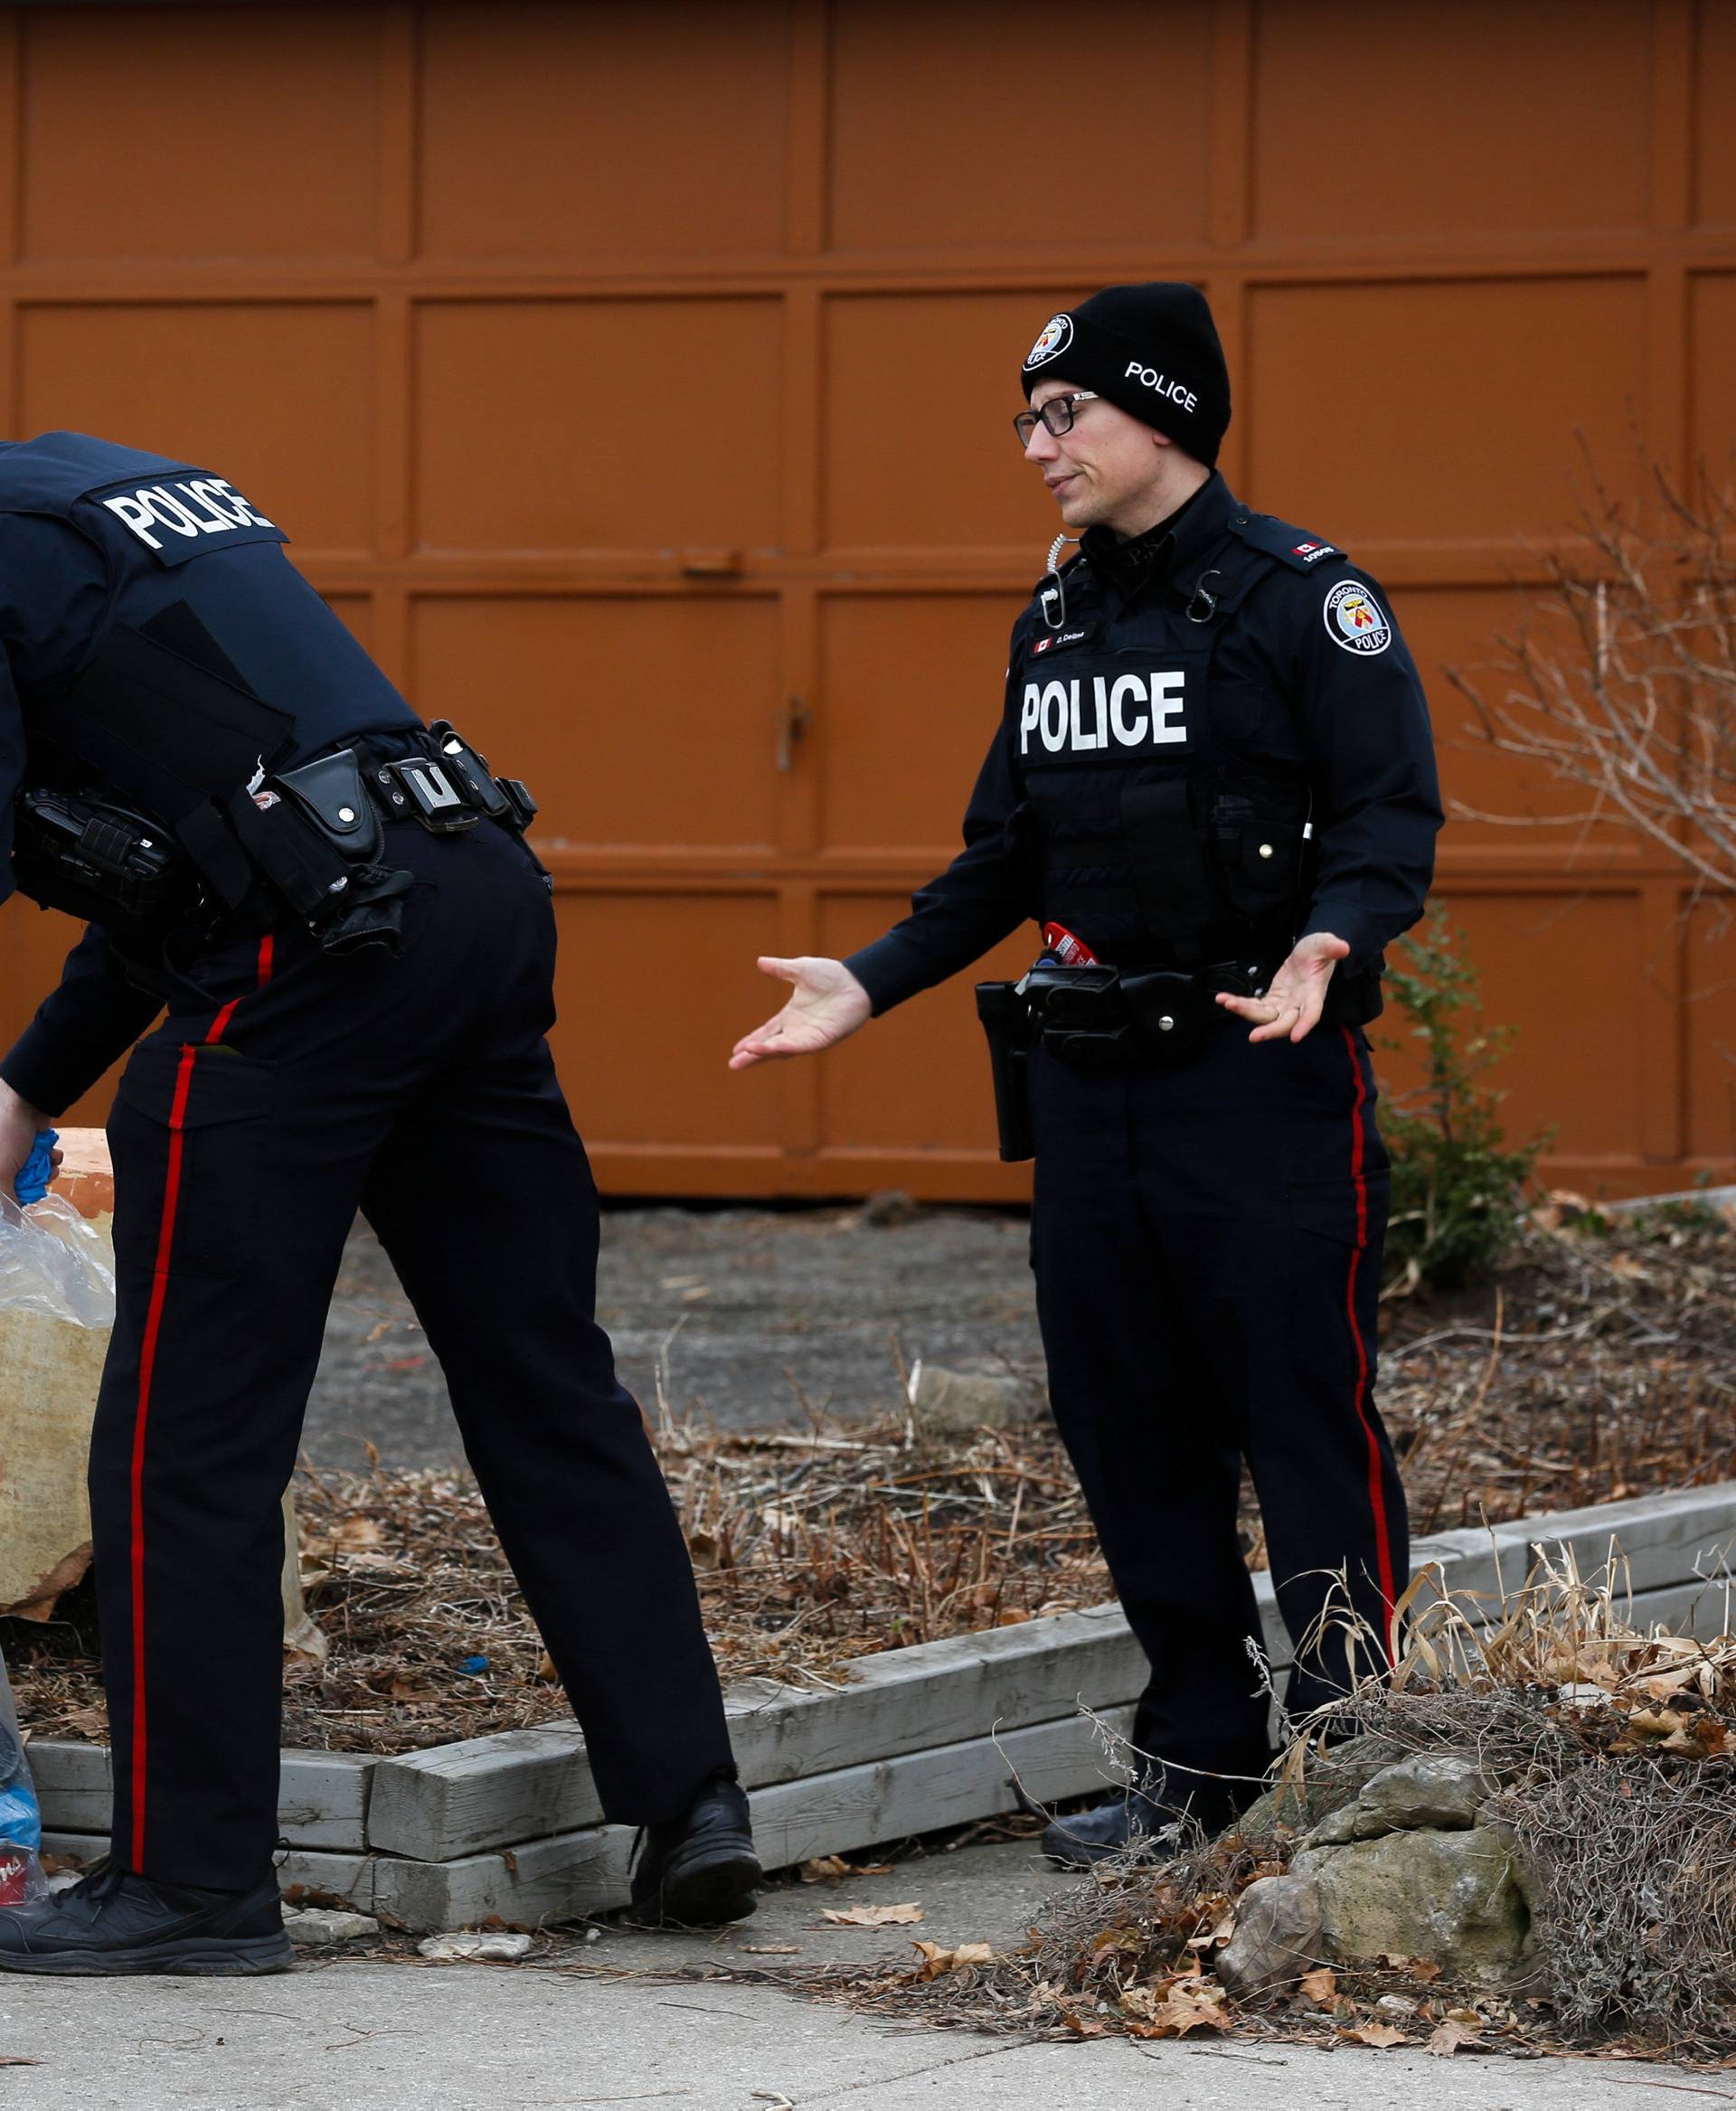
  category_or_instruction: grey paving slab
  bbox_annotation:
[590,1835,1080,1974]
[304,1207,1041,1466]
[0,1960,1697,2111]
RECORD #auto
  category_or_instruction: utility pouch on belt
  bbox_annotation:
[228,748,412,958]
[274,749,384,867]
[1027,963,1132,1071]
[974,982,1035,1163]
[264,749,413,956]
[1119,967,1210,1061]
[420,721,512,825]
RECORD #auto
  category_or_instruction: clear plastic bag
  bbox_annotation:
[0,1650,45,1908]
[0,1192,115,1329]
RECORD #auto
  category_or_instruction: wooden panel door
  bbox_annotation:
[0,1,1733,1201]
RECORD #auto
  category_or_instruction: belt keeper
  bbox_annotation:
[379,753,478,833]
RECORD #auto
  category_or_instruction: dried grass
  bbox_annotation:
[6,1413,1113,1754]
[816,1551,1736,2065]
[5,1207,1731,1769]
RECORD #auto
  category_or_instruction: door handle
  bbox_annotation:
[776,694,813,772]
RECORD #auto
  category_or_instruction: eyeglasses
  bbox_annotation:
[1013,391,1099,449]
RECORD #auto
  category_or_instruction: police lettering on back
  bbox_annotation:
[99,476,275,552]
[1020,669,1187,757]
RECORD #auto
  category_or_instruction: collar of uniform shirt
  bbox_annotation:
[1079,469,1229,598]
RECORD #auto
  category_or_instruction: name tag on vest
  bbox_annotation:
[84,476,288,568]
[1019,667,1189,757]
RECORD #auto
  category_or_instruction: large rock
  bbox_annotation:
[909,1362,1041,1431]
[1294,1824,1529,1977]
[1308,1753,1496,1844]
[1215,1872,1324,1995]
[1237,1733,1404,1838]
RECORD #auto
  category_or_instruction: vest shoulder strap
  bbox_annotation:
[0,431,200,518]
[1225,510,1345,574]
[1173,509,1344,624]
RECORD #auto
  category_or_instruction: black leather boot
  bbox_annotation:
[0,1861,292,1975]
[624,1776,761,1927]
[1041,1768,1250,1870]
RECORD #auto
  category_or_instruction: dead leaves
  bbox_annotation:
[1425,2017,1489,2058]
[800,1856,853,1884]
[1344,2022,1408,2049]
[911,1939,995,1981]
[800,1856,893,1885]
[1613,1705,1731,1758]
[300,1515,420,1590]
[820,1901,924,1928]
[1119,1977,1234,2039]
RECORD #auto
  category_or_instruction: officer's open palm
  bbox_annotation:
[1215,932,1349,1044]
[730,957,872,1070]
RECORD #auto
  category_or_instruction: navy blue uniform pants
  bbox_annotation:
[1028,1013,1406,1796]
[90,818,733,1889]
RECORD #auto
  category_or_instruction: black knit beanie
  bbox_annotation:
[1020,283,1231,467]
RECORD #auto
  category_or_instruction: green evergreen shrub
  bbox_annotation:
[1379,904,1545,1294]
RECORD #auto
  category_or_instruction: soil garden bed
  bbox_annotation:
[5,1204,1733,1754]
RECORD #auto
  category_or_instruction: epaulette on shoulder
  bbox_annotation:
[1228,511,1344,574]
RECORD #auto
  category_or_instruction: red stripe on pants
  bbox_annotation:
[1340,1023,1397,1664]
[128,934,276,1866]
[127,1043,197,1865]
[204,935,274,1047]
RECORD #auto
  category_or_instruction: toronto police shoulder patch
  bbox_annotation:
[1323,578,1392,656]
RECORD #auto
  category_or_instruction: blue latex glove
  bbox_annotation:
[14,1130,58,1207]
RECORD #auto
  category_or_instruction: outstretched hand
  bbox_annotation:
[729,957,873,1070]
[1214,932,1350,1044]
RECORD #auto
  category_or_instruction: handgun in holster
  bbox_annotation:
[974,980,1036,1163]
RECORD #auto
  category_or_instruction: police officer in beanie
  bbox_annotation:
[0,432,760,1974]
[732,284,1441,1862]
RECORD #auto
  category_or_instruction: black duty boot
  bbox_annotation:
[1041,1769,1249,1871]
[0,1861,292,1976]
[624,1776,761,1927]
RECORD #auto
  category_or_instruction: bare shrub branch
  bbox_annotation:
[1451,459,1736,903]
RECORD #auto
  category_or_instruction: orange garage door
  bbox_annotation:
[0,0,1732,1200]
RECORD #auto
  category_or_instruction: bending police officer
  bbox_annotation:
[731,285,1442,1863]
[0,431,760,1974]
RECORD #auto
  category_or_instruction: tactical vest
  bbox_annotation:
[1009,512,1324,973]
[1,432,420,929]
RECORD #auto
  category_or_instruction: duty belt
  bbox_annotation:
[228,720,542,953]
[12,718,542,958]
[1019,957,1276,1070]
[973,956,1281,1162]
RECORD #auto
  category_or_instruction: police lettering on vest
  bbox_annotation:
[99,477,276,552]
[1019,669,1188,755]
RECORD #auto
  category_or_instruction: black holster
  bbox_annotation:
[10,787,202,939]
[974,981,1035,1163]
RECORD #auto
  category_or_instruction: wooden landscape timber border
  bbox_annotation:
[29,1482,1736,1932]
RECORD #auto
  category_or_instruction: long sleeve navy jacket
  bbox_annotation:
[844,474,1442,1013]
